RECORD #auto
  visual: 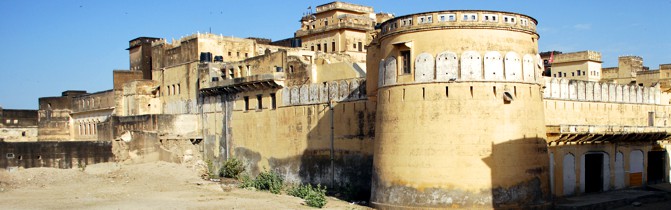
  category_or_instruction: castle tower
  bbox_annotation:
[366,11,550,209]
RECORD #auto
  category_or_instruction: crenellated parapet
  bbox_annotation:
[542,77,664,105]
[281,78,366,107]
[379,10,537,39]
[378,51,543,87]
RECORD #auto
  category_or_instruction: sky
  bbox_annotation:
[1,0,670,109]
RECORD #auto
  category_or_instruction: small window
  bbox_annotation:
[323,43,327,52]
[558,72,562,77]
[332,42,336,52]
[572,72,575,77]
[270,93,277,109]
[243,96,249,111]
[6,153,14,159]
[13,119,18,124]
[256,94,262,110]
[317,44,321,51]
[311,46,315,51]
[577,70,581,76]
[228,52,232,56]
[358,42,362,52]
[400,50,411,74]
[245,53,248,58]
[22,131,26,137]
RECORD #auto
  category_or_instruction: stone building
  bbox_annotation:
[0,107,38,142]
[296,1,392,63]
[547,51,603,82]
[70,90,115,141]
[367,10,549,208]
[601,56,644,85]
[15,1,671,209]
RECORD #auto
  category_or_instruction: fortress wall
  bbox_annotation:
[543,78,671,127]
[230,92,375,199]
[372,82,549,208]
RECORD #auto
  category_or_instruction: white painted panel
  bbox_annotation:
[636,87,643,103]
[551,78,560,98]
[601,84,609,102]
[523,54,535,82]
[630,86,637,103]
[414,52,435,82]
[614,152,625,189]
[309,84,320,104]
[300,85,309,104]
[609,84,616,102]
[622,85,630,103]
[593,83,601,101]
[586,82,594,101]
[569,80,578,100]
[290,87,299,105]
[504,51,522,81]
[560,79,569,99]
[436,51,458,81]
[543,77,552,98]
[378,59,385,87]
[384,57,397,86]
[329,81,339,101]
[461,51,482,80]
[339,80,350,101]
[319,83,329,103]
[484,51,504,80]
[350,79,360,100]
[616,85,623,102]
[563,153,576,196]
[577,81,586,101]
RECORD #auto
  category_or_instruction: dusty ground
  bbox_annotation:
[0,161,370,210]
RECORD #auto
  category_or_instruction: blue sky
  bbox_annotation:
[1,1,670,109]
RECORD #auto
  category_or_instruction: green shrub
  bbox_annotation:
[219,158,245,178]
[254,170,284,194]
[288,184,328,208]
[238,170,284,194]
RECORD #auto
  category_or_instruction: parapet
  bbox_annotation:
[378,10,537,39]
[377,51,543,88]
[281,78,366,107]
[543,77,665,105]
[315,1,374,14]
[552,51,601,63]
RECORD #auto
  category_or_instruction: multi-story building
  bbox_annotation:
[14,2,671,209]
[0,107,38,142]
[548,51,603,82]
[296,1,391,63]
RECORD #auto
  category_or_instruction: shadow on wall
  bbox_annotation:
[370,137,551,209]
[0,141,114,169]
[233,87,375,202]
[482,137,551,209]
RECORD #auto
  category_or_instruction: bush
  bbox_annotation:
[238,170,284,194]
[288,184,328,208]
[219,158,244,178]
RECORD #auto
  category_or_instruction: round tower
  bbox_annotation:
[367,11,550,209]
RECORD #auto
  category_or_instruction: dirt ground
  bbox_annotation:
[0,161,370,210]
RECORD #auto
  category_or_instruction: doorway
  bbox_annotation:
[647,151,667,184]
[585,153,604,193]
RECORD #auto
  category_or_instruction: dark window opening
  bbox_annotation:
[311,46,315,51]
[317,44,321,51]
[358,42,363,52]
[400,50,411,74]
[323,43,327,52]
[21,131,26,137]
[256,94,262,110]
[243,96,249,111]
[270,93,277,109]
[332,42,336,52]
